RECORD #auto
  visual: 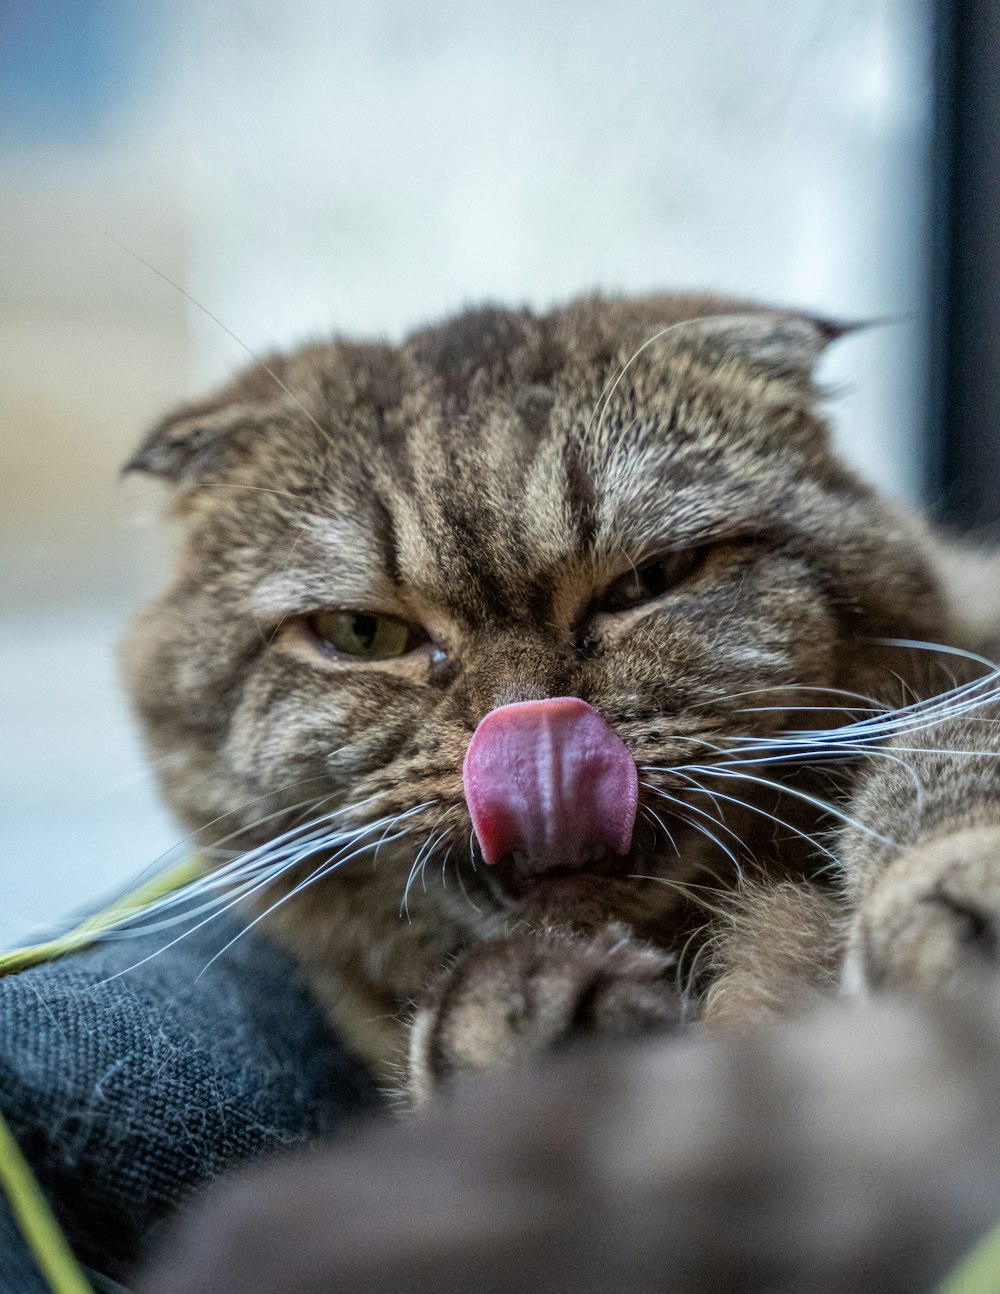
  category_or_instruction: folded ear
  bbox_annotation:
[672,311,861,389]
[123,396,267,485]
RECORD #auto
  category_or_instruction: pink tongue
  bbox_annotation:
[462,697,638,870]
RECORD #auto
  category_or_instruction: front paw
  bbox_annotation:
[407,926,681,1103]
[844,825,1000,996]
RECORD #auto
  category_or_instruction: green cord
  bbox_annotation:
[0,1102,93,1294]
[0,856,205,978]
[935,1218,1000,1294]
[0,857,204,1291]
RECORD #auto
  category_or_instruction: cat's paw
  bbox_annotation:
[406,926,682,1103]
[844,824,1000,996]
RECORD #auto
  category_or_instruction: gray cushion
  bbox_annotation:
[0,906,380,1289]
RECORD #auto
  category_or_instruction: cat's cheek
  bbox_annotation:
[123,593,265,724]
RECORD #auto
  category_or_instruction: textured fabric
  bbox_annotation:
[0,1195,51,1294]
[0,1199,128,1294]
[0,909,380,1289]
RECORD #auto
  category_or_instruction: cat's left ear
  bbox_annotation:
[674,312,861,389]
[122,394,271,486]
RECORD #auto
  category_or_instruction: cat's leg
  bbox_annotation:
[841,709,1000,995]
[406,883,843,1103]
[406,880,847,1101]
[845,824,1000,994]
[406,925,682,1104]
[699,879,844,1028]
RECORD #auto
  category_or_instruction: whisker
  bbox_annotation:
[400,811,450,919]
[95,803,435,982]
[123,790,392,926]
[642,780,751,860]
[670,771,839,865]
[626,872,734,903]
[670,921,709,1013]
[418,828,448,896]
[729,742,926,815]
[681,936,716,1007]
[454,854,483,915]
[195,811,433,979]
[439,843,455,891]
[89,773,367,924]
[876,636,1000,674]
[734,704,883,717]
[640,804,680,857]
[645,787,746,885]
[107,233,332,443]
[679,765,899,848]
[105,818,373,948]
[719,681,891,710]
[589,320,698,437]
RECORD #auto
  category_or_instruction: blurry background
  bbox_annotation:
[1,1,993,942]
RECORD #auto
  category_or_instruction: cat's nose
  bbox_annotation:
[462,697,638,873]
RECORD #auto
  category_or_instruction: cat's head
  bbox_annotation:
[123,294,944,973]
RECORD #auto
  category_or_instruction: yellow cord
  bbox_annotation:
[0,1105,94,1294]
[0,857,205,978]
[935,1218,1000,1294]
[0,858,204,1290]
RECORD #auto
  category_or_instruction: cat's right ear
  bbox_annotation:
[675,312,862,391]
[123,397,261,486]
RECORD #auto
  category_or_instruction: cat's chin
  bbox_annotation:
[488,849,625,896]
[485,859,652,931]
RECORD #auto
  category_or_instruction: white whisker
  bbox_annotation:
[670,770,838,865]
[95,803,435,982]
[641,805,680,857]
[454,854,482,915]
[680,765,899,848]
[122,790,394,927]
[645,786,746,884]
[400,814,449,919]
[194,810,432,979]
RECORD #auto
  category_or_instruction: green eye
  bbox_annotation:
[309,610,424,659]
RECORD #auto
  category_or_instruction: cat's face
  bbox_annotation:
[123,295,943,983]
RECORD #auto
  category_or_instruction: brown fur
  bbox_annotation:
[122,292,1000,1094]
[140,995,1000,1294]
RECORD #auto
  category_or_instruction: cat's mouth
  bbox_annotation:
[488,845,629,897]
[463,696,639,879]
[478,839,684,939]
[478,809,677,906]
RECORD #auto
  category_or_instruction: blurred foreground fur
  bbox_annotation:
[139,993,1000,1294]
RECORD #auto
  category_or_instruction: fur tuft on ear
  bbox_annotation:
[123,399,264,484]
[674,311,862,387]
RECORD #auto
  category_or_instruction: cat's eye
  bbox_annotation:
[600,547,708,611]
[307,610,427,659]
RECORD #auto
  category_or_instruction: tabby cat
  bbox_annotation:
[122,293,1000,1100]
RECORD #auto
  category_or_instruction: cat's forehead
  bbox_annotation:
[285,292,827,426]
[303,297,828,475]
[234,298,835,606]
[153,294,844,620]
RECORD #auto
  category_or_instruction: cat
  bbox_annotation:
[121,292,1000,1100]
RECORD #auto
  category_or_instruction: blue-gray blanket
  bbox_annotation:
[0,911,380,1292]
